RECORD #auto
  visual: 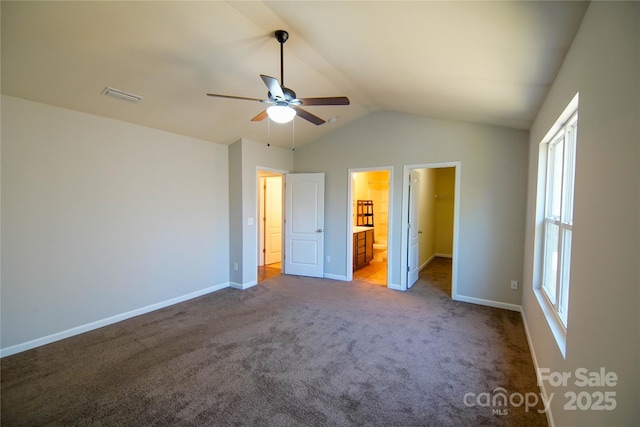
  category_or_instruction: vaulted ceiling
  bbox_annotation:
[1,1,588,148]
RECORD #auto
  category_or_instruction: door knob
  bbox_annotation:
[316,229,323,233]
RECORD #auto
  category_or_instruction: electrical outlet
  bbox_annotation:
[234,263,238,271]
[510,280,518,290]
[326,256,330,263]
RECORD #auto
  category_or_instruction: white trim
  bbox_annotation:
[540,93,579,144]
[388,282,402,291]
[419,255,452,273]
[452,294,522,312]
[533,96,577,358]
[324,273,348,281]
[521,310,556,427]
[229,281,257,290]
[533,288,567,357]
[419,254,436,272]
[435,253,452,258]
[419,258,432,272]
[0,283,230,358]
[255,166,288,285]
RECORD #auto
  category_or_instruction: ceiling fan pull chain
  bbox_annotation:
[292,117,295,151]
[267,117,271,147]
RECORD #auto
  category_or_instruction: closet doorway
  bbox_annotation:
[349,168,391,286]
[401,162,459,295]
[258,170,283,282]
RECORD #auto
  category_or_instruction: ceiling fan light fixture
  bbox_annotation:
[267,104,296,123]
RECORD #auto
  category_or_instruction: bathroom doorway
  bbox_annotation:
[349,168,391,286]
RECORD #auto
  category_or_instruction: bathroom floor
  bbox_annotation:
[353,259,387,285]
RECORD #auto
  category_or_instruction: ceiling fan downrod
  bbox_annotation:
[274,30,289,86]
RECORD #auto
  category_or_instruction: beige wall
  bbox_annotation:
[1,95,230,353]
[522,2,639,424]
[352,172,369,203]
[294,110,528,306]
[435,168,455,256]
[228,138,293,288]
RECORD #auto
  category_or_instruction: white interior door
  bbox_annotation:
[265,176,282,265]
[285,173,325,278]
[407,171,420,288]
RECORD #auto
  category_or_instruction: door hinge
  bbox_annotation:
[407,266,410,272]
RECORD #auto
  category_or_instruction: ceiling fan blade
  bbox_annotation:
[207,93,265,102]
[291,105,325,125]
[297,96,350,106]
[260,74,285,100]
[251,110,268,122]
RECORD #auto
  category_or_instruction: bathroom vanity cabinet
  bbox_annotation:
[353,226,374,270]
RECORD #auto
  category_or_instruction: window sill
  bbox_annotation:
[534,287,567,358]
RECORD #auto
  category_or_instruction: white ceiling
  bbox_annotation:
[1,1,588,149]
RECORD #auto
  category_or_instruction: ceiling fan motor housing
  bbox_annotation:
[268,87,296,103]
[275,30,289,44]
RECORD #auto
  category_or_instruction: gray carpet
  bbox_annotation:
[1,258,547,426]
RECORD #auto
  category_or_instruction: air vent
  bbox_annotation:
[101,86,143,103]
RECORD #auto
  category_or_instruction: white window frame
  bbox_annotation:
[541,112,577,324]
[534,93,578,358]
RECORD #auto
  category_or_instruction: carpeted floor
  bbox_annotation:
[1,258,547,426]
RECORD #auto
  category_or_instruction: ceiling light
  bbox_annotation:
[267,104,296,124]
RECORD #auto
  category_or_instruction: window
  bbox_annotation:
[534,94,579,357]
[540,105,578,331]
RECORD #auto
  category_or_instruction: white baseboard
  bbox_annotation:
[435,253,452,258]
[520,310,555,427]
[229,281,257,290]
[324,273,348,281]
[388,282,403,291]
[419,254,436,271]
[419,254,452,272]
[0,282,230,358]
[453,294,522,312]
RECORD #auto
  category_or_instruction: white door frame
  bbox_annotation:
[346,166,394,285]
[406,170,420,288]
[257,167,287,277]
[400,162,461,294]
[264,176,283,265]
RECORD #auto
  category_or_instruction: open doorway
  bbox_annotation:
[349,169,391,286]
[401,163,459,295]
[257,170,283,282]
